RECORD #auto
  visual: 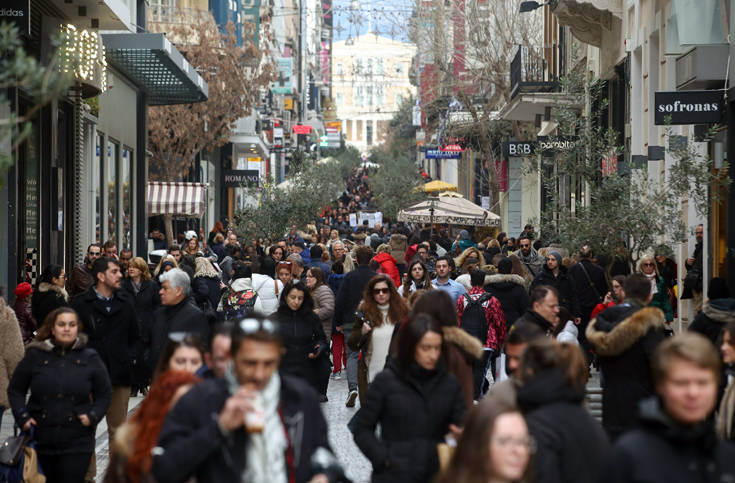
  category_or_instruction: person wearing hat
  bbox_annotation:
[530,250,581,321]
[451,229,477,255]
[183,231,203,258]
[13,282,36,345]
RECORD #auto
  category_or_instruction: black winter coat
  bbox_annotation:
[276,306,328,392]
[567,259,608,314]
[586,303,666,441]
[517,368,610,483]
[333,266,376,332]
[151,375,332,483]
[352,360,466,483]
[530,265,581,317]
[151,297,209,371]
[120,278,160,344]
[603,397,735,483]
[514,309,554,335]
[7,335,112,454]
[71,287,140,387]
[192,275,221,312]
[484,273,530,326]
[31,283,69,329]
[689,298,735,346]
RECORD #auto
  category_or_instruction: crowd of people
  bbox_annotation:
[1,166,733,482]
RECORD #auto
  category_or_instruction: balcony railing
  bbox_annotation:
[510,45,559,100]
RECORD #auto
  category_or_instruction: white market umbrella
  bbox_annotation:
[398,195,500,227]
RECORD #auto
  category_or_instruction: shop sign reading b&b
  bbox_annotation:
[654,90,723,125]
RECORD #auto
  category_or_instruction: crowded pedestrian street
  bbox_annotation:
[3,0,735,482]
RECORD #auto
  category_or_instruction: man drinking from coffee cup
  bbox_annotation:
[152,318,344,483]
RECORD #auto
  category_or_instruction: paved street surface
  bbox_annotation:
[0,368,600,482]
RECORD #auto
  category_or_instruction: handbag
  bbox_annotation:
[0,428,30,466]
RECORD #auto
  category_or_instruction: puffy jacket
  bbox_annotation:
[603,397,735,483]
[484,273,530,326]
[586,304,666,440]
[689,298,735,345]
[7,334,111,454]
[31,282,69,329]
[352,360,466,483]
[252,273,283,316]
[12,298,36,345]
[71,287,140,386]
[311,284,335,338]
[372,252,400,286]
[518,368,610,483]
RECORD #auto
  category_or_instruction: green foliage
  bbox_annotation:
[232,158,345,242]
[368,150,426,220]
[0,22,76,187]
[382,95,418,160]
[536,74,728,269]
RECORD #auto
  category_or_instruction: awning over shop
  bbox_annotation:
[147,182,207,217]
[102,33,208,105]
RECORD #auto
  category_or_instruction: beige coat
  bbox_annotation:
[1,298,24,408]
[311,284,335,339]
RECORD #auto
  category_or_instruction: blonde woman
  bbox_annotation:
[153,255,178,281]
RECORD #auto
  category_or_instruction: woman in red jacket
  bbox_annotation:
[372,244,401,286]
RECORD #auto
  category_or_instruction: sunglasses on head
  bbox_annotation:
[168,331,199,343]
[238,318,277,334]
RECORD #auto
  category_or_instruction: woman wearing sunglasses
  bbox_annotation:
[638,255,673,324]
[347,274,409,405]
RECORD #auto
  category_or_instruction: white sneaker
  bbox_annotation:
[346,390,358,407]
[333,371,342,380]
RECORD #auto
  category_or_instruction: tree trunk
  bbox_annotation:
[164,214,175,247]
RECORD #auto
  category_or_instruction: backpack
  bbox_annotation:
[460,293,493,343]
[222,288,258,321]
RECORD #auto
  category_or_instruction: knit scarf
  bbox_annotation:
[225,366,288,483]
[644,272,658,295]
[378,303,390,325]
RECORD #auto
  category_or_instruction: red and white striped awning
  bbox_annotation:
[147,182,207,217]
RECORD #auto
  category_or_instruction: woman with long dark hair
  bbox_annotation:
[398,259,434,297]
[105,370,201,483]
[31,264,70,329]
[348,274,410,403]
[153,333,206,380]
[352,313,466,482]
[438,396,532,483]
[8,307,111,483]
[276,280,328,397]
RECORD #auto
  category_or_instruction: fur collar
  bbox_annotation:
[38,282,70,301]
[703,300,735,324]
[26,333,89,352]
[585,307,664,357]
[442,326,483,359]
[484,273,526,287]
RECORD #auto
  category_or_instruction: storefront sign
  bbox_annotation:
[293,124,312,135]
[223,169,259,188]
[284,97,294,110]
[503,141,535,157]
[654,90,723,125]
[426,149,461,159]
[60,24,108,97]
[271,58,294,94]
[1,0,30,35]
[441,144,464,152]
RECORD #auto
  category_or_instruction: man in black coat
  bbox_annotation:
[603,332,735,483]
[514,285,560,336]
[71,257,139,450]
[152,319,342,483]
[333,245,376,407]
[568,246,608,355]
[151,268,209,371]
[530,251,580,320]
[586,273,666,441]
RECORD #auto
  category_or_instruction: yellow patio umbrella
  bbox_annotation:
[423,180,458,193]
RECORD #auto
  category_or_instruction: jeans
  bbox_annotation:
[343,328,359,392]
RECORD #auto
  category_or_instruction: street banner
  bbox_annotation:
[358,212,383,228]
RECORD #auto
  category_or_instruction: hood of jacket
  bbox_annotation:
[484,273,526,290]
[27,333,89,352]
[586,306,665,357]
[516,367,585,412]
[702,298,735,323]
[637,397,718,450]
[389,234,407,260]
[230,277,254,292]
[442,326,483,359]
[38,282,70,301]
[373,252,397,265]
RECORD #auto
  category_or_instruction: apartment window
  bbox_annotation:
[376,86,385,106]
[354,58,362,74]
[354,86,364,106]
[336,92,344,106]
[336,62,343,75]
[377,58,384,75]
[366,121,373,146]
[396,62,404,75]
[366,58,373,75]
[356,120,363,141]
[366,86,373,106]
[149,0,175,21]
